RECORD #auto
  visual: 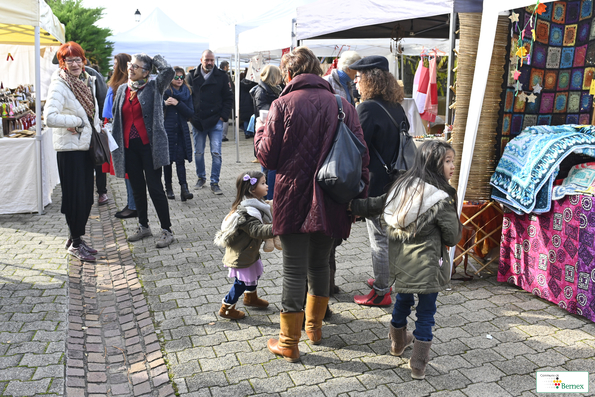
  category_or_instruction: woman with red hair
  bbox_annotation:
[44,41,103,262]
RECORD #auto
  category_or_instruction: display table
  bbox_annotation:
[498,195,595,323]
[0,128,59,214]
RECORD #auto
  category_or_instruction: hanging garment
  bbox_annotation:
[246,55,265,83]
[420,55,438,122]
[413,60,429,114]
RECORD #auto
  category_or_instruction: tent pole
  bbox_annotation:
[35,26,44,215]
[234,27,241,163]
[445,9,457,126]
[400,53,404,86]
[449,11,499,273]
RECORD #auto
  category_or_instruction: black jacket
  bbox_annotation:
[163,84,194,163]
[250,82,279,117]
[85,66,107,117]
[185,66,233,131]
[357,99,409,198]
[239,79,258,122]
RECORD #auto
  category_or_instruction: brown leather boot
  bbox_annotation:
[409,340,432,379]
[305,294,329,345]
[388,323,414,356]
[267,311,304,362]
[243,290,269,308]
[219,302,245,320]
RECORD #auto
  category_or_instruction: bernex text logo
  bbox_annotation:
[536,372,589,393]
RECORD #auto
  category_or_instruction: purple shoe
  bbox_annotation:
[67,245,96,262]
[65,238,97,254]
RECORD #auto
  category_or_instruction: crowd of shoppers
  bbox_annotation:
[47,42,461,379]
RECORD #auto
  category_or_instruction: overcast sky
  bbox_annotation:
[81,0,286,37]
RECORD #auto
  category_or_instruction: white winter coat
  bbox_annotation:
[44,69,102,152]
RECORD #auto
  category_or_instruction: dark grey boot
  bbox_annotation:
[180,184,193,202]
[165,184,175,200]
[409,340,432,380]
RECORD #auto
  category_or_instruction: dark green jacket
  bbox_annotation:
[351,181,462,294]
[221,206,274,269]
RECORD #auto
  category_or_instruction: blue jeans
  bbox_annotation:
[224,278,257,305]
[262,167,276,200]
[125,178,136,210]
[391,292,438,342]
[193,120,223,185]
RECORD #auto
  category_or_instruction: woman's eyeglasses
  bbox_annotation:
[65,58,83,65]
[173,75,184,80]
[127,62,146,71]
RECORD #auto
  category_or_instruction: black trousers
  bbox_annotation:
[57,151,94,240]
[163,144,187,186]
[125,138,171,230]
[95,165,107,194]
[279,233,334,312]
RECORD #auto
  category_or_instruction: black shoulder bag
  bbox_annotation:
[368,100,416,179]
[316,95,367,204]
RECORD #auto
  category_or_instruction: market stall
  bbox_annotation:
[0,0,65,214]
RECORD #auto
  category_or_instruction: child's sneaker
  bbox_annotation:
[219,302,245,319]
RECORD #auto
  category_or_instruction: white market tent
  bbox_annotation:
[110,8,209,67]
[0,0,65,214]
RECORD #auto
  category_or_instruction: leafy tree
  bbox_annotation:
[47,0,113,76]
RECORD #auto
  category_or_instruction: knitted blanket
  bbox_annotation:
[491,124,595,214]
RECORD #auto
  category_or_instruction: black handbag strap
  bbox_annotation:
[335,94,344,121]
[367,100,404,173]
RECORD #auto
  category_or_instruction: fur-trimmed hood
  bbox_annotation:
[384,178,449,241]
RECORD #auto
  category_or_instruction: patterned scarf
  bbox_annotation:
[59,69,95,119]
[128,78,148,100]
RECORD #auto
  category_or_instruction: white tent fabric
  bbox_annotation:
[0,0,65,45]
[297,0,457,40]
[0,44,58,98]
[111,8,209,67]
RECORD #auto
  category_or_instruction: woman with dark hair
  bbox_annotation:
[44,41,103,261]
[250,65,282,200]
[163,66,194,201]
[349,56,410,308]
[111,53,176,248]
[255,46,369,362]
[103,53,138,219]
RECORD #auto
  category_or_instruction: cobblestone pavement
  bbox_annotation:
[1,134,595,396]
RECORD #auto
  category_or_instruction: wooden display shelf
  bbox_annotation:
[2,112,32,135]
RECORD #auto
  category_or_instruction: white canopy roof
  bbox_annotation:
[111,8,209,67]
[296,0,483,40]
[0,0,65,45]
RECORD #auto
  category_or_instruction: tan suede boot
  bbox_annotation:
[243,290,269,308]
[409,340,432,379]
[263,239,274,252]
[273,236,283,250]
[388,324,414,356]
[267,311,304,362]
[219,302,245,320]
[305,294,329,345]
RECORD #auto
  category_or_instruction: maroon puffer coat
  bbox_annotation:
[255,73,369,239]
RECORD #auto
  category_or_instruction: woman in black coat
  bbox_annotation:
[239,73,258,138]
[250,65,283,200]
[163,66,194,201]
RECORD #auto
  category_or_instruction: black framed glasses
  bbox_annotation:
[127,62,146,71]
[173,75,184,80]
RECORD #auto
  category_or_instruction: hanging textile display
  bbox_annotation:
[245,54,265,83]
[499,1,595,155]
[412,60,428,114]
[420,55,438,122]
[449,13,510,201]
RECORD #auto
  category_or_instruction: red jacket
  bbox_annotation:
[255,74,369,239]
[122,87,149,148]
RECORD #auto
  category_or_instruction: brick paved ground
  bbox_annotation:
[1,134,594,396]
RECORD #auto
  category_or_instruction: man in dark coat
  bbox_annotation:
[185,50,233,195]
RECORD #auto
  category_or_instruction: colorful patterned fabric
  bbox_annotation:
[491,124,595,214]
[552,162,595,199]
[498,195,595,323]
[498,1,595,156]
